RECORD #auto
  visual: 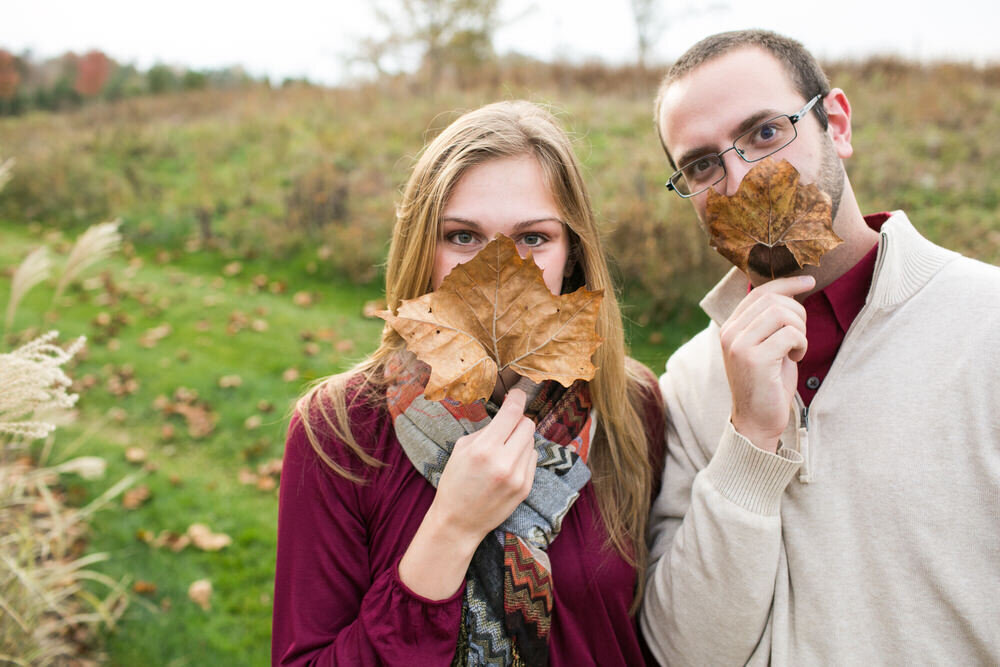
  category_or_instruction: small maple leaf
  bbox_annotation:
[379,235,604,404]
[705,157,843,279]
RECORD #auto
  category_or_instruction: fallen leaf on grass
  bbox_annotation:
[293,291,314,307]
[158,387,218,439]
[244,415,262,430]
[123,485,151,509]
[705,157,842,279]
[218,374,243,388]
[258,459,282,477]
[133,581,158,596]
[139,323,172,348]
[124,447,147,464]
[223,261,243,276]
[188,523,232,551]
[188,579,213,610]
[379,235,604,404]
[282,368,300,382]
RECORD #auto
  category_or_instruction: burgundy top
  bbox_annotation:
[797,212,887,404]
[272,372,665,666]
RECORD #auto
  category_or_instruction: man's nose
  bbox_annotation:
[721,150,752,197]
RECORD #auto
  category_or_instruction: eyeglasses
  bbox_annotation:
[665,94,823,198]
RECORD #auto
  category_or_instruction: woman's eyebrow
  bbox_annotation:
[439,217,563,230]
[512,218,564,231]
[439,217,482,229]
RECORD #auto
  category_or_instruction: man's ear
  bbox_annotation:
[824,88,853,159]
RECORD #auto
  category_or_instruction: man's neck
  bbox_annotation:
[798,189,878,298]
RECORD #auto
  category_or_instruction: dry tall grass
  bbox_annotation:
[1,165,132,664]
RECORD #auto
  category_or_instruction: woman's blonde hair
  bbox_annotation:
[296,100,656,610]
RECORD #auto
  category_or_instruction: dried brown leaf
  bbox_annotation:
[133,581,158,595]
[187,523,232,551]
[123,485,150,509]
[705,158,843,279]
[379,235,604,404]
[188,579,213,610]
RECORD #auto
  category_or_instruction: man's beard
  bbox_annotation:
[746,139,846,280]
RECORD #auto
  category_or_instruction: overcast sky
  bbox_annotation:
[5,0,998,84]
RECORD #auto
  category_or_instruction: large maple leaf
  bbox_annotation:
[379,235,604,404]
[705,157,842,279]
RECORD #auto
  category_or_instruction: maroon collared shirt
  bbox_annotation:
[796,212,889,405]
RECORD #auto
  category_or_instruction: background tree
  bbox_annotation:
[0,50,21,100]
[362,0,503,86]
[74,50,112,97]
[630,0,728,69]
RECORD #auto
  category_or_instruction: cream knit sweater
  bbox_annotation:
[640,211,1000,665]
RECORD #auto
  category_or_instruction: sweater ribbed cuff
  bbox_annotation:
[704,423,803,516]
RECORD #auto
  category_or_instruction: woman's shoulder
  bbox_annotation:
[624,356,665,417]
[624,356,667,479]
[286,374,395,481]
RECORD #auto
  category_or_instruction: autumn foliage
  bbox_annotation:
[74,50,112,97]
[0,49,19,100]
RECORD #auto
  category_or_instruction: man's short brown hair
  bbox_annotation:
[654,29,831,168]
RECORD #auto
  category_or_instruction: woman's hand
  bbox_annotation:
[398,388,537,599]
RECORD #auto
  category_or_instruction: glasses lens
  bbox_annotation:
[677,155,725,196]
[735,115,796,162]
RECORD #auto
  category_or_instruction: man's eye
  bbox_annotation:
[755,122,778,142]
[691,158,714,174]
[684,156,720,183]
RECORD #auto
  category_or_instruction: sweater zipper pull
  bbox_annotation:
[797,406,812,483]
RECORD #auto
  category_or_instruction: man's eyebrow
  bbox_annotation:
[675,109,783,168]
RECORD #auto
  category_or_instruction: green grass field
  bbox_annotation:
[1,57,997,663]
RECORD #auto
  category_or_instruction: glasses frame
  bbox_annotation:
[665,94,824,198]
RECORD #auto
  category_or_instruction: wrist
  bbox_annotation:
[399,504,481,600]
[423,501,483,558]
[730,418,781,454]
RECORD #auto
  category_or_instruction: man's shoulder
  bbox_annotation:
[925,253,1000,313]
[658,320,728,400]
[665,321,722,370]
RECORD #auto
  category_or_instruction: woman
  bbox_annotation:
[272,101,665,666]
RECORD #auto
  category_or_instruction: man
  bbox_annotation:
[640,29,1000,665]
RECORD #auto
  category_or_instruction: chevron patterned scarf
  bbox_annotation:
[386,353,594,666]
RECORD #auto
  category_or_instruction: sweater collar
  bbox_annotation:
[700,210,960,326]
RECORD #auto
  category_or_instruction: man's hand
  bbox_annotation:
[719,275,815,453]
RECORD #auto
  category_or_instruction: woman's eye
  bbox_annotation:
[449,231,475,245]
[521,233,546,247]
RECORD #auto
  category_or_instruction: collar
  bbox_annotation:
[806,214,884,331]
[700,210,960,326]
